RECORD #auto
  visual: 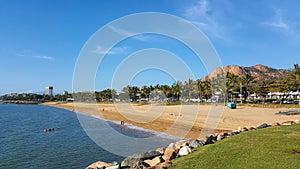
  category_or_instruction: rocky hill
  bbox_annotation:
[202,64,291,81]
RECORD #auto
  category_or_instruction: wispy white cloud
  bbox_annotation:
[268,20,289,30]
[108,25,152,41]
[264,9,290,31]
[16,51,54,60]
[32,55,54,60]
[91,46,128,55]
[183,0,228,41]
[184,0,209,20]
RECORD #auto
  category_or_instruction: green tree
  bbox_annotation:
[226,72,239,102]
[238,74,255,102]
[140,85,150,100]
[171,81,182,101]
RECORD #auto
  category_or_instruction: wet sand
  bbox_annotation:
[43,102,300,139]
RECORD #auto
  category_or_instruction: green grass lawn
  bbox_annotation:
[170,124,300,169]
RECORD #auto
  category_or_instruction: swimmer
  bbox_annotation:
[120,121,125,125]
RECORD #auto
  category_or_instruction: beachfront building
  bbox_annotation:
[267,91,300,100]
[45,86,54,96]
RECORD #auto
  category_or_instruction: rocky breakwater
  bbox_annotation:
[1,100,41,104]
[86,119,300,169]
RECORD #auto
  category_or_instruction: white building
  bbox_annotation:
[267,91,300,100]
[45,86,53,96]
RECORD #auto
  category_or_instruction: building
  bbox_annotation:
[45,86,53,96]
[62,90,68,95]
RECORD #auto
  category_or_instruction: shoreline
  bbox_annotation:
[42,102,300,139]
[42,102,183,141]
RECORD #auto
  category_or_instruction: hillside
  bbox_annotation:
[202,64,291,81]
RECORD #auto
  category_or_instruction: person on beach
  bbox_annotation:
[120,121,125,129]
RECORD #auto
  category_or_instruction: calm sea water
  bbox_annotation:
[0,103,177,169]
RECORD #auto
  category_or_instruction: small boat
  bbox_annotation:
[275,110,300,115]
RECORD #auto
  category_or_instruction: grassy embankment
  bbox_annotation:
[170,124,300,169]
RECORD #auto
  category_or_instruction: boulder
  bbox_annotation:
[223,132,229,137]
[230,130,240,136]
[131,161,150,169]
[281,121,294,126]
[156,147,166,154]
[144,156,163,167]
[166,143,179,154]
[256,123,269,129]
[295,119,300,124]
[271,122,280,127]
[106,165,120,169]
[121,151,161,168]
[237,126,243,131]
[217,134,225,141]
[248,126,256,130]
[162,148,176,162]
[205,135,217,144]
[189,139,205,148]
[106,161,120,169]
[86,161,111,169]
[175,140,189,149]
[178,146,192,156]
[167,143,176,150]
[241,127,248,132]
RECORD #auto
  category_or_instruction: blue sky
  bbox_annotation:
[1,0,300,95]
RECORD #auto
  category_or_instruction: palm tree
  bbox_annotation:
[172,81,182,101]
[238,74,255,103]
[130,86,140,101]
[160,85,171,99]
[226,72,239,102]
[140,85,150,101]
[288,63,300,104]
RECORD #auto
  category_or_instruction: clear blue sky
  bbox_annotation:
[1,0,300,95]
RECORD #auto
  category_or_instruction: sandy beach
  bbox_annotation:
[43,102,300,139]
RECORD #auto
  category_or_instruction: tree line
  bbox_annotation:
[2,64,299,104]
[73,64,300,104]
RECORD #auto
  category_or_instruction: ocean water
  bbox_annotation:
[0,103,178,169]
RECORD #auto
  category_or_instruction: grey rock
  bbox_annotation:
[205,135,217,144]
[256,123,269,129]
[121,151,160,168]
[230,130,240,136]
[131,161,150,169]
[111,161,119,166]
[189,139,205,148]
[223,132,229,137]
